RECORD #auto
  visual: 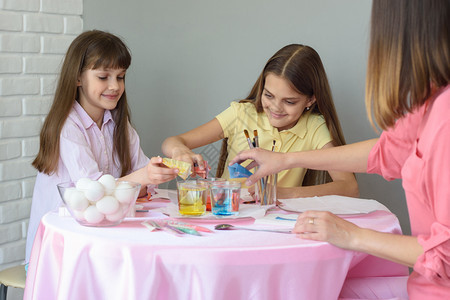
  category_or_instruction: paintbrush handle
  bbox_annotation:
[246,138,254,149]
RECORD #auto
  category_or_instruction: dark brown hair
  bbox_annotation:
[366,0,450,130]
[32,30,133,176]
[217,44,347,185]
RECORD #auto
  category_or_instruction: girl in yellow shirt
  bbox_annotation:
[162,44,358,199]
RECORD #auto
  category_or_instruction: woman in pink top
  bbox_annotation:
[230,0,449,298]
[26,30,178,264]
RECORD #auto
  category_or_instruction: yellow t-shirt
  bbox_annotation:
[216,101,332,187]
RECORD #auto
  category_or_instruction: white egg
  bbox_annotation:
[63,187,76,203]
[72,209,85,221]
[76,177,92,190]
[84,180,105,202]
[105,207,124,222]
[98,174,116,195]
[68,190,89,211]
[114,183,136,204]
[83,205,104,224]
[186,190,198,204]
[96,196,120,215]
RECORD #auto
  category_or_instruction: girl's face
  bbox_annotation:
[261,73,315,131]
[77,67,126,124]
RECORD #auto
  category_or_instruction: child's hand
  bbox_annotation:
[146,156,179,184]
[172,149,206,178]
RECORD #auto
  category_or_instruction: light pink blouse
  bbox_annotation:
[367,85,450,299]
[26,101,150,263]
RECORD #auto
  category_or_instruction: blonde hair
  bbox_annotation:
[366,0,450,130]
[33,30,133,176]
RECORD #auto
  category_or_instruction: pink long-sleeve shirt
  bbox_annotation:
[367,85,450,299]
[26,101,150,263]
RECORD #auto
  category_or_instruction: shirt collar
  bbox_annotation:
[256,110,311,139]
[73,101,114,129]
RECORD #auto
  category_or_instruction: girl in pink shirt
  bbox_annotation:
[230,0,450,298]
[26,30,178,264]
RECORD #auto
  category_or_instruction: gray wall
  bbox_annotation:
[83,0,410,234]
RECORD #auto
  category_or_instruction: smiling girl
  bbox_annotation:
[26,30,178,265]
[162,44,358,199]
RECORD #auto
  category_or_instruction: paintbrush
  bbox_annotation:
[244,129,254,149]
[250,129,265,203]
[263,140,276,187]
[253,130,259,148]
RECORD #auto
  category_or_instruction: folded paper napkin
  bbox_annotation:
[278,195,390,215]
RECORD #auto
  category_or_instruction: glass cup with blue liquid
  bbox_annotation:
[209,181,241,216]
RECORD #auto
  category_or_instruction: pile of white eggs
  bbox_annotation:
[62,174,139,224]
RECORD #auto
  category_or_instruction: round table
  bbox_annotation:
[24,196,408,300]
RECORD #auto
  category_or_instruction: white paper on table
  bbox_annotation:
[253,213,298,228]
[278,195,390,215]
[156,203,270,220]
[154,188,177,201]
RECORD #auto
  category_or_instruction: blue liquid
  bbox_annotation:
[210,188,240,216]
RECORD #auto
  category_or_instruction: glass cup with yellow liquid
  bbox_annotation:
[177,180,208,216]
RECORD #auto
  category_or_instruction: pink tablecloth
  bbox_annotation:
[24,199,408,300]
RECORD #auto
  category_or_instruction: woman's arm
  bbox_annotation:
[161,118,224,172]
[283,139,379,173]
[277,142,359,198]
[295,210,423,267]
[230,139,379,186]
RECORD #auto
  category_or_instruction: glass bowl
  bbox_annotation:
[57,179,141,227]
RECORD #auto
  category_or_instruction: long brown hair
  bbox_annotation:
[366,0,450,130]
[217,44,347,185]
[32,30,133,176]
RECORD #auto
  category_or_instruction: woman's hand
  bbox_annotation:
[229,148,286,185]
[293,210,361,250]
[295,210,423,267]
[247,185,255,199]
[145,156,179,185]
